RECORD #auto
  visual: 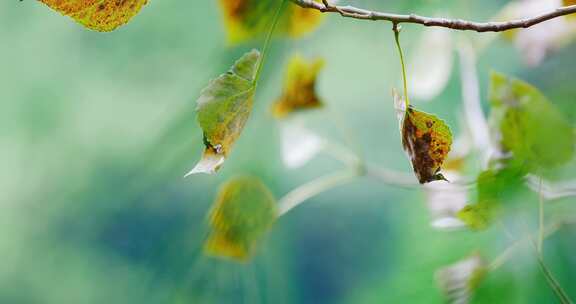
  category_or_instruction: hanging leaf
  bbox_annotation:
[185,50,260,176]
[218,0,324,45]
[394,91,453,184]
[489,72,574,172]
[38,0,148,32]
[204,176,277,262]
[272,55,324,118]
[436,253,486,304]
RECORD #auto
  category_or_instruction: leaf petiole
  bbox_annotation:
[393,23,410,107]
[254,0,289,86]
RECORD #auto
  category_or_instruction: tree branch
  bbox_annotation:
[291,0,576,32]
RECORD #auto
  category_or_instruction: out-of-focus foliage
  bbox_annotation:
[218,0,324,44]
[458,164,526,230]
[38,0,148,31]
[204,176,277,261]
[186,50,260,175]
[436,254,487,304]
[489,72,574,171]
[272,55,324,118]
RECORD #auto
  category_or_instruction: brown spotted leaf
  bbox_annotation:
[38,0,148,32]
[204,176,277,262]
[272,55,324,119]
[395,92,453,183]
[186,50,260,176]
[218,0,324,44]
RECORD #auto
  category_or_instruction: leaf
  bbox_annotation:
[38,0,148,32]
[185,50,260,176]
[272,55,324,119]
[394,91,453,183]
[408,27,454,101]
[436,253,486,304]
[204,176,277,262]
[489,72,574,171]
[218,0,324,45]
[458,164,526,230]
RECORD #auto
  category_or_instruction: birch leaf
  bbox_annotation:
[395,91,453,184]
[218,0,324,45]
[458,164,526,230]
[38,0,148,32]
[272,55,324,119]
[186,50,260,176]
[489,72,574,171]
[204,176,277,262]
[436,253,486,304]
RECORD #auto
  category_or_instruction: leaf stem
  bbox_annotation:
[393,23,410,107]
[254,0,288,86]
[538,176,545,255]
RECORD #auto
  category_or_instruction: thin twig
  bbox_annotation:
[277,170,358,216]
[291,0,576,32]
[538,176,545,255]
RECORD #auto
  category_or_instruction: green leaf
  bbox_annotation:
[489,72,574,171]
[218,0,324,45]
[395,90,453,184]
[186,50,260,176]
[204,176,277,262]
[38,0,148,32]
[458,164,526,230]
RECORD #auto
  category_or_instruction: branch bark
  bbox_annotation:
[291,0,576,32]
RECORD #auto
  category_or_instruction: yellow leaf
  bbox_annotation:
[399,104,453,184]
[204,176,277,262]
[218,0,324,45]
[272,55,324,119]
[38,0,148,32]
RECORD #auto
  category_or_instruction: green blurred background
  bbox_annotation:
[1,0,575,303]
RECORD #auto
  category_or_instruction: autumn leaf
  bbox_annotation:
[204,176,277,262]
[394,91,453,184]
[185,50,260,176]
[489,72,574,172]
[38,0,148,32]
[218,0,324,44]
[436,253,486,304]
[272,55,324,118]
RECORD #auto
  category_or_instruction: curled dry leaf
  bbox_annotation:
[394,91,453,184]
[218,0,324,44]
[185,50,260,176]
[204,176,277,262]
[436,253,486,304]
[272,55,324,119]
[38,0,148,32]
